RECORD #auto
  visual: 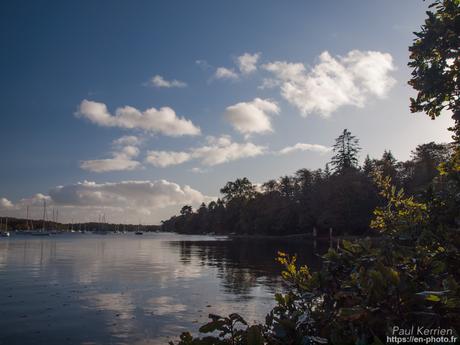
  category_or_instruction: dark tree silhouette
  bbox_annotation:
[162,130,452,237]
[180,205,193,216]
[330,129,361,173]
[220,178,257,203]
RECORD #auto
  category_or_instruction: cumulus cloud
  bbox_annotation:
[112,135,141,146]
[80,149,141,173]
[0,193,50,213]
[258,78,280,90]
[278,143,332,155]
[49,180,211,211]
[214,52,261,81]
[80,136,142,173]
[145,151,191,168]
[148,75,187,88]
[0,180,214,224]
[236,52,260,74]
[18,193,51,207]
[0,198,14,209]
[192,136,266,166]
[263,50,396,117]
[76,100,201,136]
[224,98,279,135]
[145,135,266,167]
[214,67,239,80]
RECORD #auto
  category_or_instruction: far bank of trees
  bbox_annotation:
[1,217,160,233]
[161,129,452,236]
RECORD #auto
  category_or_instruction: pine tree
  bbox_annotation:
[330,129,361,173]
[362,155,374,176]
[376,150,398,183]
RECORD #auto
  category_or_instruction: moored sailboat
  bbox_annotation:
[32,200,50,236]
[135,222,143,235]
[0,218,10,237]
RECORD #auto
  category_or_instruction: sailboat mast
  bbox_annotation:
[26,206,30,230]
[42,199,47,231]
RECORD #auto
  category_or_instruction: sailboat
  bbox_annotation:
[50,208,60,234]
[32,200,50,236]
[23,206,35,235]
[135,223,143,235]
[93,213,108,234]
[0,218,10,237]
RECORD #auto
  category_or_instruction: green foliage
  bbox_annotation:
[370,172,428,236]
[408,0,460,140]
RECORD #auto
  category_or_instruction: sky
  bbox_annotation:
[0,0,454,225]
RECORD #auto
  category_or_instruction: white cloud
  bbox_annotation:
[214,52,260,81]
[145,151,191,168]
[81,154,141,173]
[18,193,51,207]
[1,180,213,224]
[112,135,141,146]
[145,135,266,167]
[148,75,187,88]
[278,143,332,155]
[214,67,239,80]
[0,198,14,209]
[205,135,232,146]
[192,136,266,166]
[258,78,280,90]
[263,50,396,117]
[76,100,201,136]
[0,193,50,213]
[80,136,142,173]
[224,98,279,135]
[49,180,210,211]
[236,52,260,74]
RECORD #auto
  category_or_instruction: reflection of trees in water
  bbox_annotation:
[170,239,329,296]
[177,241,193,264]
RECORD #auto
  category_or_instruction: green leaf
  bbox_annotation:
[425,294,441,302]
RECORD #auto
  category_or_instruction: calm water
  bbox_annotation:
[0,233,325,345]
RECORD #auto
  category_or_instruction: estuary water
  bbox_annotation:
[0,233,325,345]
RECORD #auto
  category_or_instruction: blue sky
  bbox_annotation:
[0,1,454,224]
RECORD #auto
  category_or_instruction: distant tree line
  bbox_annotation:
[161,130,452,236]
[1,218,160,233]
